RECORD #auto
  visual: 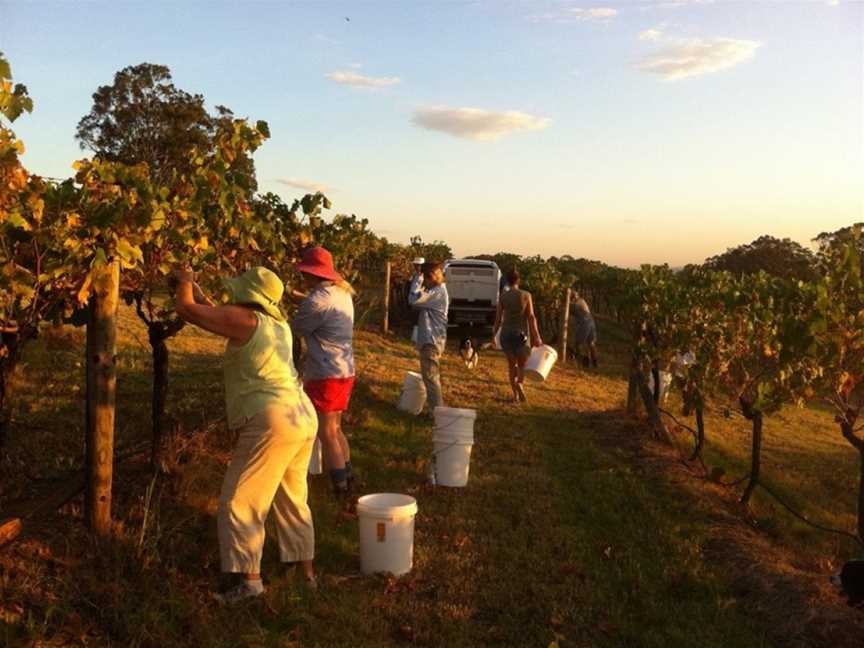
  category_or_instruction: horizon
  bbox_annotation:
[1,0,861,267]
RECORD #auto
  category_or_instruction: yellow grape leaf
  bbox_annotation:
[27,196,44,223]
[76,272,93,305]
[193,235,209,252]
[838,371,857,396]
[66,213,81,228]
[150,208,166,229]
[5,212,30,230]
[116,239,143,264]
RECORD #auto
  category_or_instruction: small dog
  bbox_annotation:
[830,560,864,607]
[459,337,479,370]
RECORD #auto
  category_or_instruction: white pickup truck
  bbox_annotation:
[444,259,502,327]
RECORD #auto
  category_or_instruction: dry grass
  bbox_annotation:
[0,310,861,646]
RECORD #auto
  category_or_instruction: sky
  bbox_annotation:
[1,0,861,267]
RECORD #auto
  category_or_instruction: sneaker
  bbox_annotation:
[213,578,264,604]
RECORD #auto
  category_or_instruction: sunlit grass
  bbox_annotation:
[0,308,858,646]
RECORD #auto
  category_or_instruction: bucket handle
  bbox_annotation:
[431,438,473,484]
[432,414,476,433]
[431,439,463,458]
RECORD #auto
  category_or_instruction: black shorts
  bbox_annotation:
[501,329,530,356]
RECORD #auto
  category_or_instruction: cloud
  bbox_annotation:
[276,178,331,193]
[638,28,663,40]
[572,7,618,19]
[314,33,340,45]
[348,62,363,69]
[654,0,714,8]
[825,0,840,5]
[413,106,551,142]
[530,6,618,23]
[325,71,401,88]
[636,37,761,80]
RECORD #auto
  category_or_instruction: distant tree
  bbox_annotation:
[814,223,864,274]
[470,252,522,274]
[75,63,265,466]
[75,62,256,188]
[703,235,818,282]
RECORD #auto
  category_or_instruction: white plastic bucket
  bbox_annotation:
[432,406,476,487]
[410,325,418,344]
[308,436,323,475]
[398,371,427,415]
[525,344,558,381]
[357,493,418,576]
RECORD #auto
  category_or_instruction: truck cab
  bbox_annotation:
[444,259,502,327]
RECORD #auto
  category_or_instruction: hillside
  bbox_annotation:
[1,309,862,647]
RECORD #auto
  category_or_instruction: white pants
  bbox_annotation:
[218,405,318,573]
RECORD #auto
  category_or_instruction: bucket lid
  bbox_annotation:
[433,406,477,421]
[356,493,418,518]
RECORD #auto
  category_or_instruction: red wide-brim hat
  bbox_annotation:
[295,246,343,282]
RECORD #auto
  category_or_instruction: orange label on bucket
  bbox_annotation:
[377,522,386,542]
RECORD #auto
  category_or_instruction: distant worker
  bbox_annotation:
[173,266,318,603]
[409,261,449,414]
[407,256,425,342]
[568,289,598,368]
[492,269,543,402]
[291,247,357,503]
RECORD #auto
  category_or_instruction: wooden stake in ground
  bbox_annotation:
[559,287,570,365]
[85,261,119,536]
[382,260,391,334]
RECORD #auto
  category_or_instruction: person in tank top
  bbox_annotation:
[492,269,543,402]
[173,265,318,604]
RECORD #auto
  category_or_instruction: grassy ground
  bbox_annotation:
[0,308,861,646]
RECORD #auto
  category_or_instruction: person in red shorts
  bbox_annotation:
[291,247,356,501]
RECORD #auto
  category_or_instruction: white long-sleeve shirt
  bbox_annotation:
[409,283,449,353]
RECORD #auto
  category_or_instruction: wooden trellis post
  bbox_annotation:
[85,261,119,536]
[559,287,571,364]
[382,260,391,334]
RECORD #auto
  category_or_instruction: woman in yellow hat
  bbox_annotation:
[173,265,318,603]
